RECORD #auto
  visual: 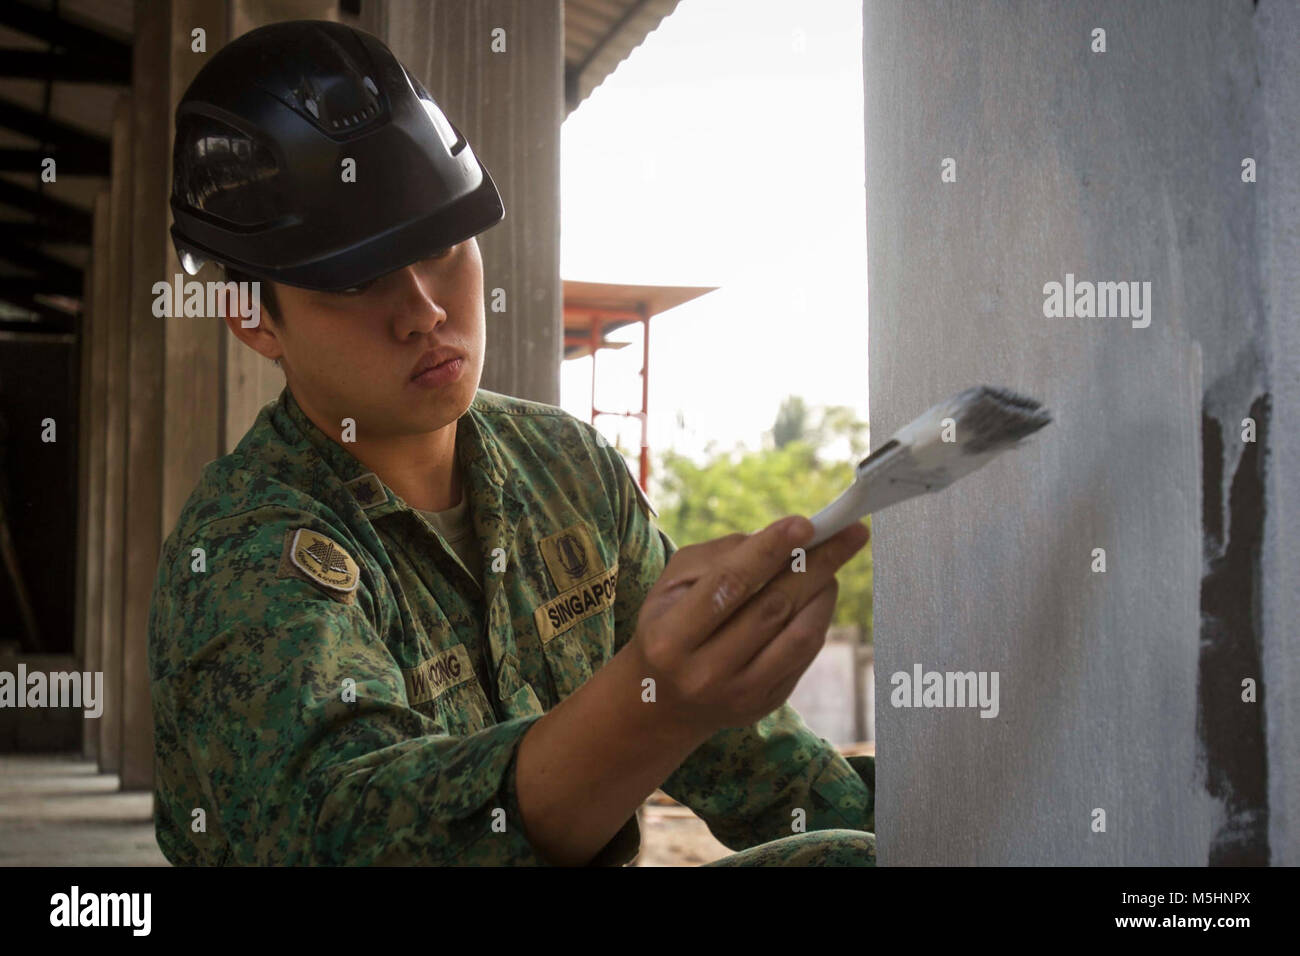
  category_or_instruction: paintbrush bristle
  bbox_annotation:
[953,385,1052,454]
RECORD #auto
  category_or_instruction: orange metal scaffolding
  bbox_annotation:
[561,279,716,491]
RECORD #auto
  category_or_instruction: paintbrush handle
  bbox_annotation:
[806,471,938,549]
[807,478,879,549]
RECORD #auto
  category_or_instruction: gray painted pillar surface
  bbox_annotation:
[864,0,1296,864]
[1254,0,1300,869]
[372,0,564,405]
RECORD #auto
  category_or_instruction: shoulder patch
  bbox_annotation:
[277,528,360,603]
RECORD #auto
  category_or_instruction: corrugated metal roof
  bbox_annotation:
[0,0,680,320]
[0,0,132,318]
[564,0,682,115]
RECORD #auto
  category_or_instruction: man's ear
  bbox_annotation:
[222,288,278,362]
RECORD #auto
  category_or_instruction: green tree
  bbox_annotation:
[648,400,873,643]
[771,395,809,449]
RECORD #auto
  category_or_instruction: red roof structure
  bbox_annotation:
[562,278,717,491]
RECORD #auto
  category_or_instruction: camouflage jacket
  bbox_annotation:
[147,385,875,865]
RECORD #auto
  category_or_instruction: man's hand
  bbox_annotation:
[513,515,869,865]
[627,516,870,736]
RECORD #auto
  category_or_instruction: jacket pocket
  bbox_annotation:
[494,652,545,719]
[402,643,495,736]
[537,605,616,699]
[427,676,496,737]
[532,561,620,699]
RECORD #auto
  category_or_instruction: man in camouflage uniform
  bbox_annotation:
[150,20,874,866]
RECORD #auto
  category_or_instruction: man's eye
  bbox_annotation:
[340,280,375,295]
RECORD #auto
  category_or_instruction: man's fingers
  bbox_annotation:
[653,521,866,604]
[656,516,814,650]
[651,532,750,596]
[737,579,838,702]
[697,521,868,674]
[786,521,868,609]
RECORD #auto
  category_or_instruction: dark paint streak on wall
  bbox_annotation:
[1198,395,1270,865]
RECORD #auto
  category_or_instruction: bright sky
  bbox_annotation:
[560,0,868,468]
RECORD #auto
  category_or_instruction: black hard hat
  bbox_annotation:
[170,19,504,292]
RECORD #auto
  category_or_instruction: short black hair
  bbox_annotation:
[221,265,281,327]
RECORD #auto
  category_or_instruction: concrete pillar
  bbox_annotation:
[98,94,134,776]
[162,1,230,526]
[74,257,91,670]
[79,191,111,760]
[1254,0,1300,868]
[368,0,564,405]
[119,0,175,791]
[864,0,1298,864]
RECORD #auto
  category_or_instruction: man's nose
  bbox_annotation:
[392,263,448,333]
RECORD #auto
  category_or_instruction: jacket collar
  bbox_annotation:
[268,385,514,522]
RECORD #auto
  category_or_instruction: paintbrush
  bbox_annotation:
[806,385,1052,548]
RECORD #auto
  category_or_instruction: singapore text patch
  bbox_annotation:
[534,562,619,644]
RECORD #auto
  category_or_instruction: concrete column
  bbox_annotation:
[119,0,175,791]
[864,0,1297,864]
[74,255,91,670]
[98,94,134,775]
[1255,0,1300,868]
[220,334,284,456]
[80,191,112,760]
[373,0,564,405]
[162,1,229,528]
